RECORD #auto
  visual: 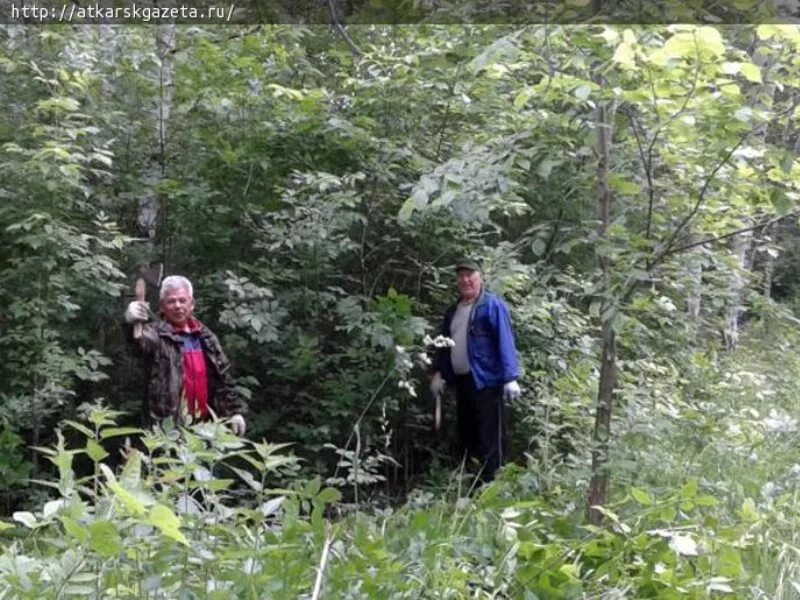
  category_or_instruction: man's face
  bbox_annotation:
[456,268,482,301]
[160,287,194,327]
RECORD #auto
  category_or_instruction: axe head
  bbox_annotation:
[137,262,164,288]
[132,262,163,338]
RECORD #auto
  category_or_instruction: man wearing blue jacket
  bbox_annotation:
[430,258,521,481]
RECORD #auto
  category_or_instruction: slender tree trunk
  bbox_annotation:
[723,40,774,350]
[137,23,176,240]
[723,230,752,351]
[686,241,703,322]
[587,86,617,525]
[98,24,116,99]
[762,224,775,299]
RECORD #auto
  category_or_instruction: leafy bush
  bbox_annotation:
[0,396,791,599]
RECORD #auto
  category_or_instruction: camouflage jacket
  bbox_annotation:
[127,319,241,425]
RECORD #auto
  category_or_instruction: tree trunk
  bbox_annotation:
[686,241,703,322]
[137,23,176,240]
[723,229,752,351]
[723,40,774,350]
[587,87,617,526]
[98,24,116,99]
[762,224,775,299]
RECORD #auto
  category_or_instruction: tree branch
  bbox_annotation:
[542,208,565,262]
[646,42,701,158]
[664,209,800,256]
[620,38,701,244]
[628,114,654,238]
[435,64,463,162]
[327,0,362,57]
[650,129,750,269]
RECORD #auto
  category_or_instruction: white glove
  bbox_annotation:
[503,381,521,402]
[124,301,150,324]
[430,373,446,398]
[230,414,246,436]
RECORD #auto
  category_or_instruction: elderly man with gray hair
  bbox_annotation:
[124,275,246,434]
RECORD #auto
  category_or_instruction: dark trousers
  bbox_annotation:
[454,373,508,482]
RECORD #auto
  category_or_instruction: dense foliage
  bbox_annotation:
[3,22,800,597]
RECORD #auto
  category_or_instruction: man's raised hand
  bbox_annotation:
[124,301,150,324]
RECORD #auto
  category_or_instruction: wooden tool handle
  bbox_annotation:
[133,277,145,340]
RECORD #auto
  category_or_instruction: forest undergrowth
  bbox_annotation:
[2,317,800,599]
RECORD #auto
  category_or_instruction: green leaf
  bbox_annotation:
[681,479,698,499]
[62,516,89,543]
[739,62,762,83]
[89,520,123,557]
[531,238,547,256]
[706,578,734,594]
[513,87,536,110]
[695,26,725,56]
[734,107,752,122]
[739,498,760,522]
[303,476,322,497]
[663,33,697,59]
[12,511,37,528]
[694,494,719,507]
[85,439,108,463]
[230,466,263,492]
[468,37,519,75]
[612,43,636,68]
[100,427,145,440]
[90,152,113,168]
[62,420,95,439]
[316,487,342,505]
[757,24,780,39]
[630,487,653,506]
[664,27,724,59]
[398,188,428,221]
[756,24,800,41]
[718,546,743,578]
[655,506,676,523]
[106,480,146,515]
[721,62,740,75]
[537,159,558,179]
[119,451,142,489]
[204,479,234,491]
[609,174,640,195]
[574,85,591,101]
[147,504,188,545]
[63,584,96,595]
[588,504,621,523]
[770,192,792,215]
[101,464,146,516]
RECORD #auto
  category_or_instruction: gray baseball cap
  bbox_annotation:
[455,257,481,272]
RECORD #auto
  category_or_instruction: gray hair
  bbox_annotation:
[159,275,193,301]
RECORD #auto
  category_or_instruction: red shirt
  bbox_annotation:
[174,318,209,418]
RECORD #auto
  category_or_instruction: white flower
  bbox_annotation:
[432,335,455,348]
[397,380,417,398]
[669,534,699,556]
[761,410,797,433]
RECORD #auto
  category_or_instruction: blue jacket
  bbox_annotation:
[433,289,521,390]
